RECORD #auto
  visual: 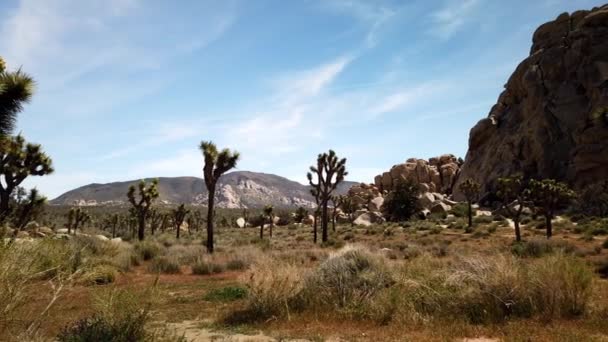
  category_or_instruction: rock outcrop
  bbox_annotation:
[374,154,462,194]
[455,6,608,199]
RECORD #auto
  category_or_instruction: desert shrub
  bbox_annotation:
[134,241,163,261]
[204,286,247,302]
[447,218,467,230]
[512,239,578,258]
[71,235,118,257]
[167,245,204,265]
[191,258,224,275]
[78,265,117,285]
[444,255,533,323]
[451,203,476,218]
[57,287,169,342]
[301,246,393,311]
[343,232,355,241]
[603,238,608,249]
[528,253,593,318]
[148,256,180,274]
[382,179,420,222]
[473,215,493,224]
[233,258,305,322]
[226,258,248,271]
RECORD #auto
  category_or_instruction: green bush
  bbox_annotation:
[451,203,476,218]
[204,286,247,302]
[382,179,421,222]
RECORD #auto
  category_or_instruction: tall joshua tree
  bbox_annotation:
[0,57,35,137]
[496,175,529,242]
[459,178,480,229]
[127,179,160,241]
[528,179,575,239]
[263,205,274,238]
[172,204,189,239]
[200,141,239,253]
[0,135,53,220]
[307,150,347,243]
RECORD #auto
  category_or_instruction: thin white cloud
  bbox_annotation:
[320,0,397,47]
[429,0,481,39]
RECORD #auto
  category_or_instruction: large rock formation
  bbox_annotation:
[374,154,462,194]
[455,6,608,199]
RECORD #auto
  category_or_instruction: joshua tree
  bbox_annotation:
[13,188,46,231]
[458,178,481,228]
[496,175,529,242]
[105,213,120,238]
[310,187,321,243]
[127,179,160,241]
[242,208,249,228]
[66,207,90,234]
[338,195,357,226]
[330,195,340,232]
[307,150,348,243]
[527,179,575,239]
[200,141,240,253]
[263,205,274,238]
[172,204,189,239]
[257,213,266,239]
[187,211,204,233]
[294,206,308,224]
[0,57,35,137]
[148,209,164,236]
[0,135,53,220]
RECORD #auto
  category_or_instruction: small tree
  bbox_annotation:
[382,179,420,222]
[105,213,120,238]
[257,213,266,240]
[527,179,575,239]
[13,188,46,230]
[263,205,274,238]
[187,211,204,233]
[338,195,357,226]
[310,187,321,243]
[127,179,160,241]
[458,178,480,228]
[294,206,308,223]
[496,175,529,242]
[172,204,189,239]
[200,141,239,253]
[307,150,348,243]
[0,135,53,220]
[66,207,90,234]
[148,209,164,236]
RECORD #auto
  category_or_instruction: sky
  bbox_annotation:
[0,0,604,199]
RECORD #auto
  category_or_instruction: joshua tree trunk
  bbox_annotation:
[0,189,11,221]
[467,200,473,228]
[138,215,145,241]
[313,211,318,243]
[176,222,180,239]
[545,211,552,239]
[206,185,216,253]
[260,222,264,239]
[269,220,273,238]
[321,201,329,242]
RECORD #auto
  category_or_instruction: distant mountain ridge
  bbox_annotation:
[51,171,357,208]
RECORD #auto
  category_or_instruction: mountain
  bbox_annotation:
[454,6,608,199]
[51,171,358,208]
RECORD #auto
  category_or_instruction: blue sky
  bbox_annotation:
[0,0,603,199]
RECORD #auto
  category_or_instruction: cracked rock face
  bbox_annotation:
[454,5,608,200]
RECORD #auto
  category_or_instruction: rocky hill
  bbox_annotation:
[455,5,608,199]
[51,171,357,208]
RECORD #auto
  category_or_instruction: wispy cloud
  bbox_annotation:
[429,0,481,39]
[320,0,397,47]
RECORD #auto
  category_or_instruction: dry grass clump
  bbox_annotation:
[302,245,393,312]
[226,257,306,323]
[148,256,181,274]
[191,257,224,275]
[134,240,164,261]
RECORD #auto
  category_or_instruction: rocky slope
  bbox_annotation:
[51,171,356,208]
[455,5,608,199]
